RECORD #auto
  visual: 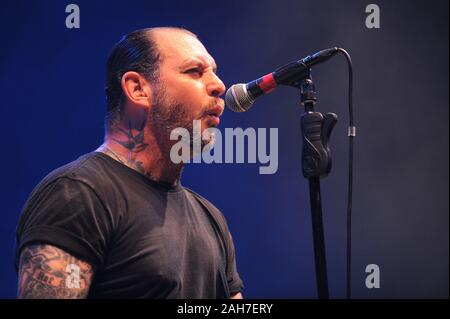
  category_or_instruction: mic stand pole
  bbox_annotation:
[296,72,337,299]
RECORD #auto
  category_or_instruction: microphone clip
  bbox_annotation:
[299,73,337,178]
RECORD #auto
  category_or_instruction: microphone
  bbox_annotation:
[225,47,339,112]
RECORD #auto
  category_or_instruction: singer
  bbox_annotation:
[15,27,244,299]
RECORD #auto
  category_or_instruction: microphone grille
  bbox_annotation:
[225,84,255,112]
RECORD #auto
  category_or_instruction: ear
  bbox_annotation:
[120,71,152,109]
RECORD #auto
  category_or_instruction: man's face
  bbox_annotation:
[148,29,226,150]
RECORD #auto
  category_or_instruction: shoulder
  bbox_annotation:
[18,153,119,228]
[46,152,114,185]
[19,153,116,218]
[30,152,119,199]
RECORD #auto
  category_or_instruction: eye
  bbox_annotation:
[185,68,203,76]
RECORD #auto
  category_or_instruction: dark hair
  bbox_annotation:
[104,28,161,133]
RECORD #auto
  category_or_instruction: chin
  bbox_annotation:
[202,117,220,130]
[201,132,216,152]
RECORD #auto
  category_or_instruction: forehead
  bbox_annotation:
[152,29,216,68]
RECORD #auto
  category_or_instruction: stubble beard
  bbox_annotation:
[149,83,214,157]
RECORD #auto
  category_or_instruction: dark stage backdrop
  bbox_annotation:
[0,0,448,298]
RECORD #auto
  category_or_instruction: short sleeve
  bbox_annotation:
[15,177,113,269]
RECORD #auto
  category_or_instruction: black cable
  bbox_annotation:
[337,48,354,299]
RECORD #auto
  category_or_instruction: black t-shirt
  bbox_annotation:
[15,152,243,299]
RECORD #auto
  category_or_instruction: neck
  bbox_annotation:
[97,121,184,187]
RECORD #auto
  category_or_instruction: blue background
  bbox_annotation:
[0,0,448,298]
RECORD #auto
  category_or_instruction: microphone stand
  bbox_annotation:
[295,72,337,299]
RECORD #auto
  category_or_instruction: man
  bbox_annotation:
[15,27,244,299]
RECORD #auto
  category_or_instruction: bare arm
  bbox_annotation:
[18,244,94,299]
[230,292,243,299]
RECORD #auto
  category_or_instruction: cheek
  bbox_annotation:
[166,78,207,114]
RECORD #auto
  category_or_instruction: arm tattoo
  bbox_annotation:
[18,244,94,299]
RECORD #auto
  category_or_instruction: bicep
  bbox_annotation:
[18,244,94,299]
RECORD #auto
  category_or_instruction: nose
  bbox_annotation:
[206,72,226,98]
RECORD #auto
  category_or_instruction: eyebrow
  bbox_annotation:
[181,57,217,73]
